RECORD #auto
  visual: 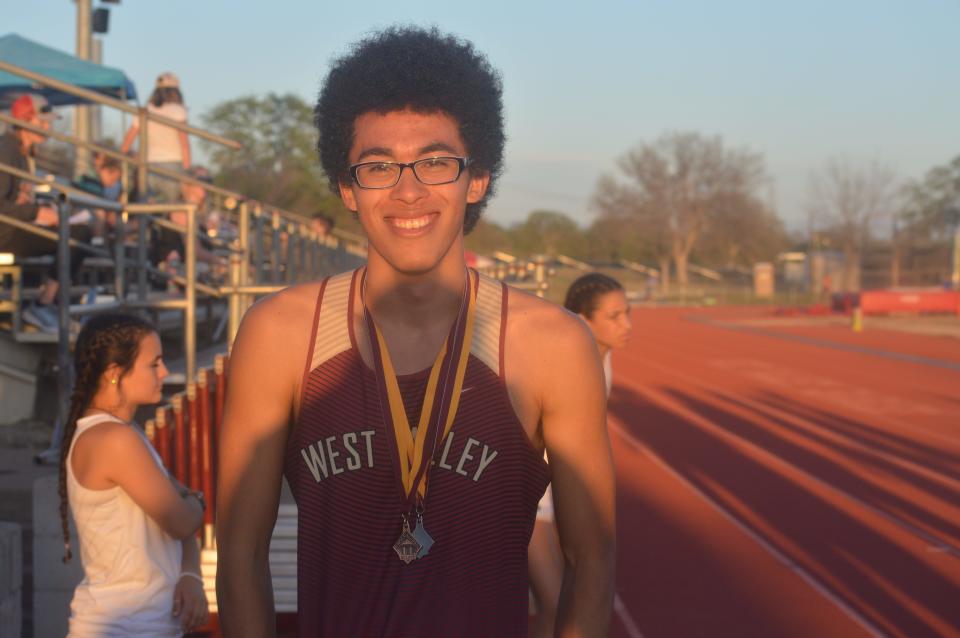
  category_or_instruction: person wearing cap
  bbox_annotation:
[0,94,88,332]
[120,72,191,203]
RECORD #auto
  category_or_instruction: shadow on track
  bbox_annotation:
[609,384,960,638]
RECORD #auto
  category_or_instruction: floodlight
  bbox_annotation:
[92,7,110,33]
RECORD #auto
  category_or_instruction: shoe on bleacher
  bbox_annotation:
[22,302,59,333]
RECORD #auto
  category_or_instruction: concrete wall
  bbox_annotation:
[0,337,40,426]
[32,475,82,638]
[0,522,21,638]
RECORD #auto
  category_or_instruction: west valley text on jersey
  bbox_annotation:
[299,429,499,484]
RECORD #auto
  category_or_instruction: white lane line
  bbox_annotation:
[629,355,960,557]
[613,592,644,638]
[610,420,888,638]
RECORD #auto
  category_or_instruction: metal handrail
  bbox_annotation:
[0,59,241,150]
[0,161,125,212]
[0,61,367,251]
[0,211,109,257]
[0,111,130,167]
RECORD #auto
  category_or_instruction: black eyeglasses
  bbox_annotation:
[349,156,471,189]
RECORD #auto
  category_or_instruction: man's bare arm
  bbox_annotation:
[216,294,304,637]
[540,312,616,637]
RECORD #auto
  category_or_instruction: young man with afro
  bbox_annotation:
[216,27,615,637]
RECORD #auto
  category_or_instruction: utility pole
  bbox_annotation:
[74,0,93,177]
[91,37,102,143]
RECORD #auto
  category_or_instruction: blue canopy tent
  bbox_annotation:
[0,33,137,109]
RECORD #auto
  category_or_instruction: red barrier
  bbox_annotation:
[173,393,187,486]
[155,407,171,468]
[860,289,960,315]
[214,355,227,442]
[153,362,230,551]
[145,419,156,448]
[198,369,214,532]
[188,383,200,493]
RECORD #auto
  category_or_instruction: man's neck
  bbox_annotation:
[363,251,467,333]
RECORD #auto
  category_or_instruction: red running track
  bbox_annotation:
[607,307,960,638]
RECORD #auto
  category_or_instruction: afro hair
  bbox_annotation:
[315,26,505,234]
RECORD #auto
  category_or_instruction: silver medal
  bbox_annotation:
[412,515,435,558]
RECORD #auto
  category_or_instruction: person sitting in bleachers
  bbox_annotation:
[150,166,226,288]
[0,95,89,332]
[72,153,127,244]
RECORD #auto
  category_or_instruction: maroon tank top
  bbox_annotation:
[285,269,550,637]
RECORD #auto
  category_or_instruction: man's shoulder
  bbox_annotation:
[504,285,592,357]
[505,284,581,330]
[241,279,326,336]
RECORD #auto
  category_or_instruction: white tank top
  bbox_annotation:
[66,413,183,638]
[145,102,187,163]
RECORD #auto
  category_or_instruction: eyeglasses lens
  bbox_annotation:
[355,158,461,188]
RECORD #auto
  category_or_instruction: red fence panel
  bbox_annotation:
[173,393,187,486]
[860,289,960,315]
[155,406,171,468]
[198,369,214,534]
[187,383,200,493]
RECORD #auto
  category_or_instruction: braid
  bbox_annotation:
[58,314,155,563]
[563,273,624,319]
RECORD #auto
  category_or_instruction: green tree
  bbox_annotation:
[200,93,353,227]
[465,219,513,255]
[510,210,584,257]
[594,132,769,288]
[807,158,898,291]
[693,197,787,269]
[903,155,960,240]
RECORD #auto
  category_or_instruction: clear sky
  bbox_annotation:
[7,0,959,231]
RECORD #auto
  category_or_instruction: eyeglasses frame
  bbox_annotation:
[348,156,472,190]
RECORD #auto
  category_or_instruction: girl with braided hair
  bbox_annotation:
[529,272,631,637]
[59,313,208,636]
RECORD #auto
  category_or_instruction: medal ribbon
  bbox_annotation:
[364,269,478,508]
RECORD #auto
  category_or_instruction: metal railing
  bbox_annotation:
[0,158,362,373]
[478,252,551,297]
[0,60,367,251]
[0,58,366,365]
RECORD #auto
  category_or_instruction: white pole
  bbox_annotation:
[74,0,92,177]
[91,37,102,144]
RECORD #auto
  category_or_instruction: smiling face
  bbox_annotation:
[338,109,489,276]
[582,290,632,353]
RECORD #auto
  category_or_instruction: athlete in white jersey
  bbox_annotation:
[59,314,208,636]
[530,273,631,637]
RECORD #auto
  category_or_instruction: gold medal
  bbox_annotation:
[365,268,478,563]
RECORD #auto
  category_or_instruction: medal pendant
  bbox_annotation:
[412,516,435,558]
[393,517,422,565]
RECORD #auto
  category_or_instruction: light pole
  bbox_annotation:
[74,0,93,176]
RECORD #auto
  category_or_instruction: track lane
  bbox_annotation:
[610,307,960,638]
